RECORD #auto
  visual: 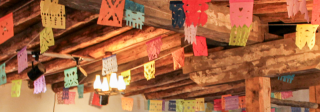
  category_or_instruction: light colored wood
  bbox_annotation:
[253,1,313,14]
[259,11,312,23]
[271,98,320,109]
[246,77,271,112]
[310,86,317,112]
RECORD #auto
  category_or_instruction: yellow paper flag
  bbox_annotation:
[184,100,196,112]
[144,61,155,80]
[40,0,66,29]
[176,99,184,112]
[11,79,22,97]
[149,100,162,112]
[40,27,55,54]
[122,97,134,111]
[205,103,214,112]
[195,98,205,111]
[121,70,131,85]
[274,92,281,99]
[229,25,252,46]
[296,24,319,50]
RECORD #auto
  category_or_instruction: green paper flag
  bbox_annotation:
[176,99,184,112]
[0,63,6,85]
[64,67,78,88]
[77,84,84,98]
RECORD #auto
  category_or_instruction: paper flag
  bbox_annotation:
[213,99,222,111]
[271,93,275,98]
[206,103,214,112]
[124,10,145,29]
[296,24,319,50]
[183,0,209,26]
[40,0,66,29]
[312,0,320,24]
[172,48,185,70]
[102,54,118,76]
[0,63,6,85]
[122,97,134,111]
[17,46,28,74]
[286,0,309,22]
[121,70,131,85]
[193,36,208,56]
[57,92,65,104]
[162,100,165,111]
[150,100,162,112]
[90,93,102,106]
[291,107,301,112]
[144,61,155,80]
[0,13,14,44]
[11,79,22,97]
[238,96,245,108]
[124,0,144,13]
[281,91,293,99]
[229,109,242,112]
[33,75,47,94]
[169,100,176,111]
[170,1,185,28]
[145,100,150,110]
[274,92,281,99]
[278,74,295,83]
[184,100,195,112]
[229,0,254,27]
[305,108,309,112]
[184,24,197,44]
[64,92,75,104]
[271,108,275,112]
[146,37,162,61]
[64,67,79,88]
[77,84,84,98]
[224,96,239,110]
[40,27,54,54]
[176,99,184,112]
[229,25,252,46]
[195,98,205,111]
[221,94,232,109]
[62,88,69,100]
[98,0,125,27]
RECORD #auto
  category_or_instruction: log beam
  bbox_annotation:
[253,1,313,14]
[309,85,320,112]
[259,11,312,23]
[271,98,320,109]
[246,77,271,112]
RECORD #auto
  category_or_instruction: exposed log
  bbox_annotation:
[259,11,312,23]
[309,85,320,112]
[58,0,265,44]
[253,1,313,14]
[246,77,271,112]
[271,98,320,109]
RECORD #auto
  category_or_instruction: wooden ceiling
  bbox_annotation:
[0,0,319,100]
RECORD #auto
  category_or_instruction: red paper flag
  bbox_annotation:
[183,0,210,26]
[312,0,320,24]
[281,91,293,99]
[172,48,185,70]
[97,0,125,27]
[214,99,222,111]
[229,0,253,27]
[146,37,162,61]
[90,93,102,107]
[238,96,245,108]
[193,36,208,56]
[0,13,14,44]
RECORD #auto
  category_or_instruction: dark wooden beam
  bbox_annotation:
[253,1,312,14]
[258,11,312,23]
[271,98,320,109]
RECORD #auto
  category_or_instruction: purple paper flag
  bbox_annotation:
[62,88,69,100]
[162,100,165,111]
[33,75,47,94]
[17,46,28,73]
[224,95,239,110]
[168,100,176,111]
[291,107,301,112]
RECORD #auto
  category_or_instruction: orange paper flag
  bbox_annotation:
[0,13,14,44]
[221,94,231,110]
[98,0,125,27]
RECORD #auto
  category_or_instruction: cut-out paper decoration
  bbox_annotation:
[162,100,165,111]
[172,48,185,70]
[183,0,210,26]
[124,0,145,29]
[169,100,176,111]
[146,37,162,61]
[305,108,309,112]
[286,0,309,22]
[193,36,208,56]
[184,24,197,44]
[206,103,214,112]
[271,93,275,98]
[144,61,155,80]
[121,70,131,85]
[312,0,320,24]
[124,0,144,12]
[274,92,282,99]
[11,79,22,97]
[291,107,301,112]
[176,99,184,112]
[224,96,239,110]
[62,88,69,100]
[98,0,125,27]
[213,99,222,111]
[90,93,102,107]
[33,75,47,94]
[195,98,205,111]
[296,24,319,50]
[77,84,84,98]
[102,54,118,76]
[0,13,14,44]
[0,63,6,85]
[281,91,293,99]
[238,96,245,108]
[278,74,295,83]
[184,100,196,112]
[57,92,65,104]
[221,94,232,109]
[150,100,162,112]
[122,97,134,111]
[17,46,28,74]
[170,1,185,28]
[64,92,75,104]
[229,25,252,46]
[40,0,66,29]
[145,100,150,110]
[40,27,54,54]
[64,67,79,88]
[271,108,276,112]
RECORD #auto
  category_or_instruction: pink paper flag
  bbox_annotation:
[193,36,208,56]
[184,24,197,44]
[17,46,28,73]
[183,0,210,26]
[214,99,222,111]
[33,75,47,94]
[146,37,162,61]
[271,108,275,112]
[281,91,293,99]
[224,96,239,110]
[299,0,310,23]
[286,0,309,22]
[172,48,185,70]
[229,0,254,27]
[64,92,75,104]
[312,0,320,24]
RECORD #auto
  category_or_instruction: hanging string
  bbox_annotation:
[11,0,35,13]
[53,93,56,112]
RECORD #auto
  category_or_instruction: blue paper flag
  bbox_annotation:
[125,0,144,12]
[168,100,176,111]
[305,108,309,112]
[62,88,69,100]
[291,107,301,112]
[271,93,275,98]
[170,1,185,28]
[278,74,295,83]
[77,84,84,98]
[0,63,6,85]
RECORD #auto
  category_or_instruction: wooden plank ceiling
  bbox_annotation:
[0,0,318,100]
